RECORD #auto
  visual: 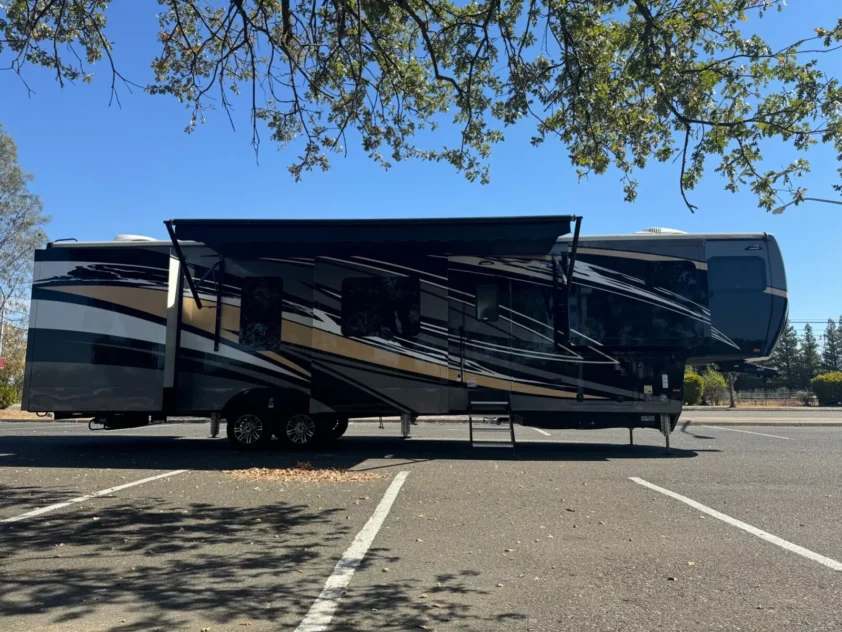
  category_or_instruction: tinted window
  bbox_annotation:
[510,281,555,351]
[342,276,421,338]
[570,259,707,347]
[708,255,770,353]
[476,285,499,322]
[708,256,766,292]
[240,277,283,352]
[648,261,705,297]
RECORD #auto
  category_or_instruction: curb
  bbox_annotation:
[682,407,842,412]
[682,420,842,427]
[0,417,208,425]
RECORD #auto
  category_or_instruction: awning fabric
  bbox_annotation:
[166,215,575,257]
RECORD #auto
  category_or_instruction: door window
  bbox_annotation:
[240,277,283,352]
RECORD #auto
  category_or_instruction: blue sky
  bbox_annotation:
[1,1,840,333]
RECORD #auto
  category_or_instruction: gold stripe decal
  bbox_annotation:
[49,285,168,320]
[763,287,788,298]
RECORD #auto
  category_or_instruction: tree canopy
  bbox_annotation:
[2,0,841,210]
[0,124,48,325]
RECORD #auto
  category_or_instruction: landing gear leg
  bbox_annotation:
[210,412,221,438]
[660,414,672,455]
[400,414,414,438]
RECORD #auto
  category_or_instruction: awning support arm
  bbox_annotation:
[164,220,204,309]
[560,215,582,344]
[566,216,583,284]
[196,257,222,288]
[213,258,225,351]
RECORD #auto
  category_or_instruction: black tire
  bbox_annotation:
[279,412,319,449]
[326,418,349,441]
[226,410,273,449]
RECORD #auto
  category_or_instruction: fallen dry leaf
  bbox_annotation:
[226,462,382,484]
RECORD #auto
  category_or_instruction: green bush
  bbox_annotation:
[702,367,728,405]
[811,372,842,406]
[683,372,704,405]
[0,385,17,410]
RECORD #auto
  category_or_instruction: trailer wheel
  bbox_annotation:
[280,412,319,448]
[226,411,272,449]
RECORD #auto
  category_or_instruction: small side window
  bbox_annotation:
[240,277,283,352]
[708,256,766,292]
[476,284,499,322]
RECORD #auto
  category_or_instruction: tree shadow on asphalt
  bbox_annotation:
[0,491,339,630]
[0,484,83,514]
[0,486,525,631]
[0,432,712,475]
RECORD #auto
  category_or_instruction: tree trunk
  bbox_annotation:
[727,373,736,408]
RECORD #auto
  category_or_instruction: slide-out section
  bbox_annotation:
[23,244,170,413]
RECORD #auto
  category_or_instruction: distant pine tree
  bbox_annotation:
[799,324,821,388]
[770,319,801,390]
[822,319,842,372]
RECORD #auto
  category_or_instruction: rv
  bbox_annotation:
[22,216,787,450]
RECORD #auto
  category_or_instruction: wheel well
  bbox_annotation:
[221,388,308,421]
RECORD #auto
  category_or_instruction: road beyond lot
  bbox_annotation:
[1,418,841,631]
[681,407,842,426]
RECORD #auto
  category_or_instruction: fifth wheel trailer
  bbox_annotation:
[22,215,787,450]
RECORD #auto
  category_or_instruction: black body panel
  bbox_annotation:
[23,226,787,433]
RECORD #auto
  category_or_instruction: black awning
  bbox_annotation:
[166,215,576,257]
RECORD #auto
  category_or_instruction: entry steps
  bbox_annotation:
[468,397,515,450]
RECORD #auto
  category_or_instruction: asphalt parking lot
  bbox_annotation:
[1,417,841,632]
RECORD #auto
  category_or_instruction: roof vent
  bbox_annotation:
[635,227,688,235]
[114,234,157,242]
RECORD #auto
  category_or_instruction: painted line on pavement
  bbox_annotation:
[0,422,87,428]
[700,425,791,440]
[1,470,189,524]
[295,471,410,632]
[0,425,88,432]
[630,477,842,572]
[531,427,552,436]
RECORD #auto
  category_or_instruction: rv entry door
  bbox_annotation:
[447,261,513,411]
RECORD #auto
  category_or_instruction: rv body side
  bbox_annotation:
[22,230,787,443]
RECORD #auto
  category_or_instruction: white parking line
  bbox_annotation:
[531,427,552,436]
[0,470,189,524]
[630,477,842,572]
[700,425,791,440]
[0,421,86,427]
[0,424,87,431]
[295,471,410,632]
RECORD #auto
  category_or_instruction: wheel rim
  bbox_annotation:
[233,414,264,444]
[286,414,316,445]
